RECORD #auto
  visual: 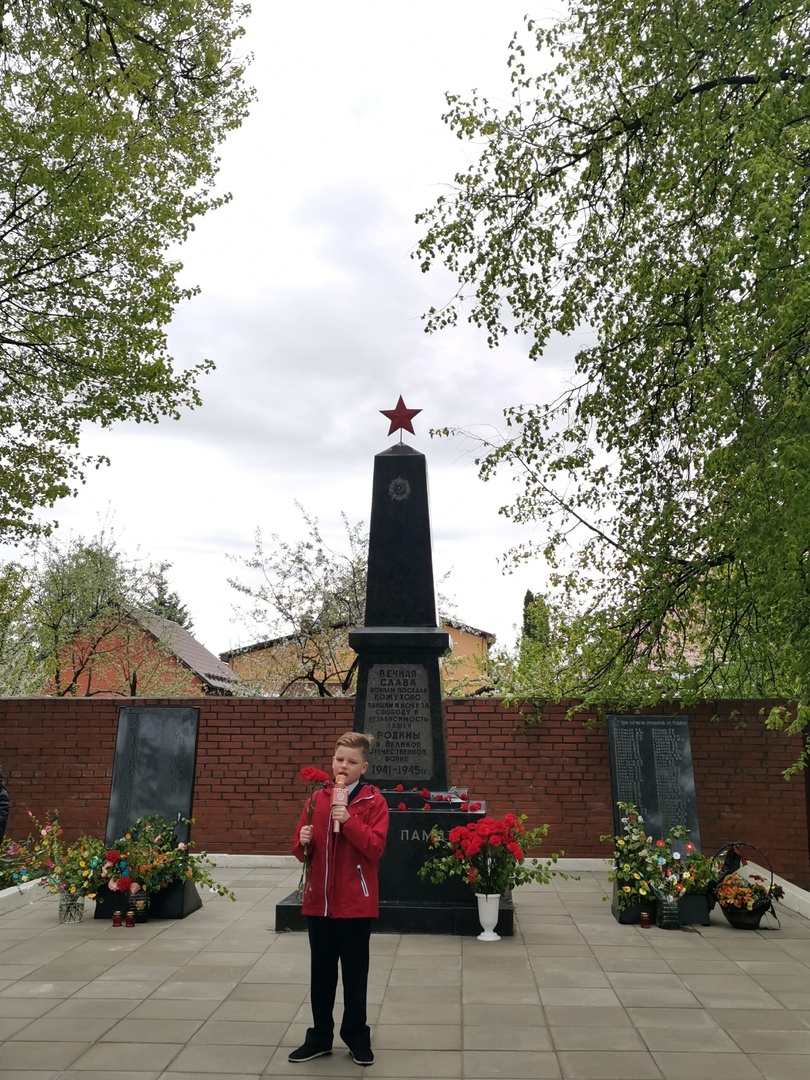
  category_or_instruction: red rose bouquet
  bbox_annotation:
[419,813,563,895]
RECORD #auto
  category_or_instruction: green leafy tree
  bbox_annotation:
[0,1,253,539]
[522,591,550,647]
[0,562,41,695]
[416,1,810,756]
[25,532,197,696]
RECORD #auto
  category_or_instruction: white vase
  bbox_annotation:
[475,893,501,941]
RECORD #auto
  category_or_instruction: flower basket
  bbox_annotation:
[713,842,782,931]
[720,898,773,930]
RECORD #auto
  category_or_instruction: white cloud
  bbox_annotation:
[11,2,574,658]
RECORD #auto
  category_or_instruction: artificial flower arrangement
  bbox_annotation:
[0,840,28,890]
[601,802,702,911]
[0,810,70,892]
[101,815,236,901]
[715,871,784,911]
[418,813,564,895]
[0,810,236,902]
[0,812,94,894]
[40,835,106,898]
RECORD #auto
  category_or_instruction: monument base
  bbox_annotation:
[274,891,514,936]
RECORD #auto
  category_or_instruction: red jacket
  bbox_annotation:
[292,781,389,918]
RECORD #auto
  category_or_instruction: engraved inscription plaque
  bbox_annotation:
[607,714,701,849]
[105,707,200,844]
[363,663,433,782]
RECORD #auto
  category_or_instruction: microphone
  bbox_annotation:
[331,776,347,833]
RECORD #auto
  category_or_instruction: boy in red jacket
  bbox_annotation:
[290,732,389,1067]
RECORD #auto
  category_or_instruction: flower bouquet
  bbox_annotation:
[0,809,63,891]
[0,811,103,899]
[419,813,563,895]
[602,802,708,922]
[1,821,51,891]
[101,815,236,902]
[40,835,106,899]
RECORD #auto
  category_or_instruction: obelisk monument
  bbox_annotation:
[349,396,450,789]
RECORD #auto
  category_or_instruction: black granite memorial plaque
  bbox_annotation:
[607,714,701,849]
[105,706,200,844]
[352,648,448,789]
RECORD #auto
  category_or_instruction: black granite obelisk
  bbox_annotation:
[349,443,450,790]
[349,401,510,935]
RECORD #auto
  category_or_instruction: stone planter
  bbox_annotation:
[611,880,646,924]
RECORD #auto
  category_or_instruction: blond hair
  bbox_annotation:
[335,731,373,759]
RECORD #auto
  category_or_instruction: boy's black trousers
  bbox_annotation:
[306,916,372,1051]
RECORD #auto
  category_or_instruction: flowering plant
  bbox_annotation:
[715,872,784,911]
[102,815,236,900]
[602,803,698,911]
[419,813,563,895]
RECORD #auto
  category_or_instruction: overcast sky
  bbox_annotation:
[26,2,580,658]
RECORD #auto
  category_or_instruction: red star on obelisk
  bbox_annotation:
[380,395,421,439]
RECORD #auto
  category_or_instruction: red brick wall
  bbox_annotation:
[2,696,808,888]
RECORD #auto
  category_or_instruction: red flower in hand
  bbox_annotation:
[300,766,330,784]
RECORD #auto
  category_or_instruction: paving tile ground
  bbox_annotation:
[1,866,810,1079]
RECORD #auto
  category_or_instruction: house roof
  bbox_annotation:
[220,618,495,661]
[138,614,239,693]
[443,619,496,643]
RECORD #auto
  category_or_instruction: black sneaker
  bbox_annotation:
[288,1043,332,1063]
[349,1047,374,1066]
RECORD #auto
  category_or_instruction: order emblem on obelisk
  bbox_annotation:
[388,477,410,501]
